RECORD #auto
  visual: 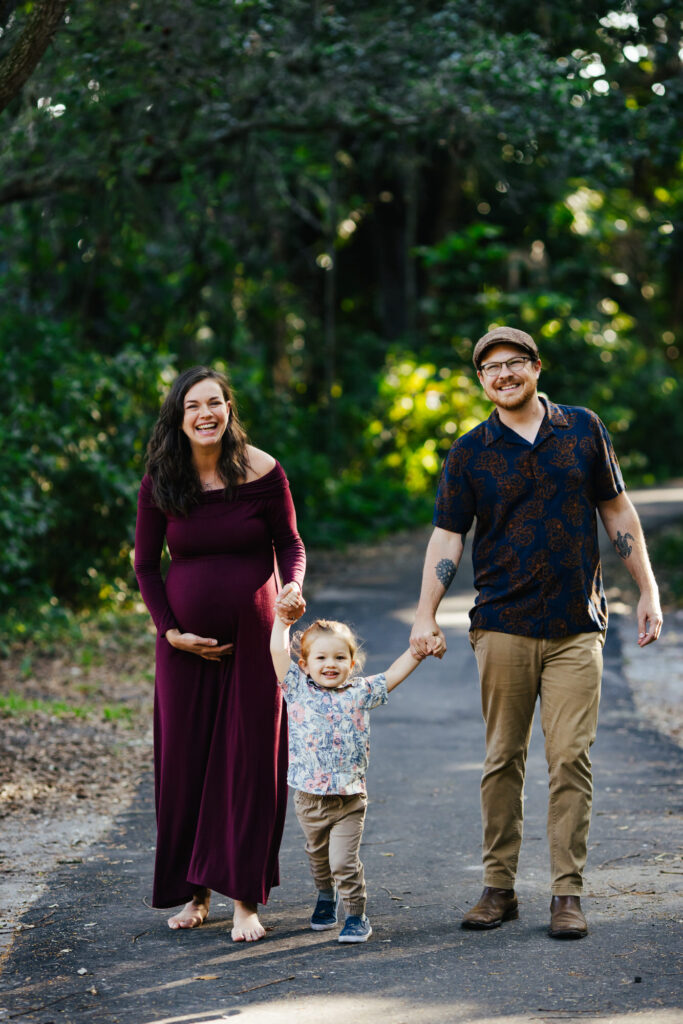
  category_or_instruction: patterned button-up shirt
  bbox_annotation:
[433,399,624,638]
[280,662,388,795]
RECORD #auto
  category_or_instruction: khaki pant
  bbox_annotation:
[293,790,368,917]
[470,629,605,896]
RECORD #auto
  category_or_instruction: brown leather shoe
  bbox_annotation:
[461,886,518,930]
[548,895,587,939]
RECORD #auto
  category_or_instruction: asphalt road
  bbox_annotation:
[1,501,682,1024]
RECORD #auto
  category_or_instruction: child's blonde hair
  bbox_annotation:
[295,619,366,671]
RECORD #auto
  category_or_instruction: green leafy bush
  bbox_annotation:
[0,328,167,605]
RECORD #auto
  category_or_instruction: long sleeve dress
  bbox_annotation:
[134,462,306,908]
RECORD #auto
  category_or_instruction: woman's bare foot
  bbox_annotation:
[168,889,211,930]
[231,900,266,942]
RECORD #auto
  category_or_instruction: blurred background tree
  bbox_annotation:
[0,0,680,618]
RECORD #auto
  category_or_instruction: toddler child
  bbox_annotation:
[270,596,429,943]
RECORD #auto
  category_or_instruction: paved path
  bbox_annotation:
[1,494,682,1024]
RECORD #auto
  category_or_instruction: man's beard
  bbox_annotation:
[491,380,536,411]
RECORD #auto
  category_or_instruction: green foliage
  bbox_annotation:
[369,355,491,489]
[0,0,680,619]
[0,691,89,719]
[0,331,168,604]
[650,524,683,608]
[415,209,682,483]
[0,598,84,655]
[0,690,134,724]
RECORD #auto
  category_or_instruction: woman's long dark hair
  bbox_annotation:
[146,366,250,516]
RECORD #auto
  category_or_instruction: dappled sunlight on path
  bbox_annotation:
[144,999,683,1024]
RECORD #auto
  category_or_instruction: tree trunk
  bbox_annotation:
[322,136,339,451]
[403,147,419,343]
[0,0,68,114]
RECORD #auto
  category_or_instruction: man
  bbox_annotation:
[410,326,662,939]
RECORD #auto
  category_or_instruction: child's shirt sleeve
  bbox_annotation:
[355,673,389,710]
[279,660,306,700]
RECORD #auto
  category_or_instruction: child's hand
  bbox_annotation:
[275,582,306,625]
[427,634,447,659]
[276,606,301,626]
[414,634,446,660]
[410,620,447,660]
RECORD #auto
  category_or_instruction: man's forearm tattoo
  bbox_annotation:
[435,558,457,590]
[613,530,635,559]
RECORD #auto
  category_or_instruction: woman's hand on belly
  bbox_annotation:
[165,629,234,662]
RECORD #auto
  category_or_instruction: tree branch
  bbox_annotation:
[0,0,69,115]
[0,109,462,205]
[0,168,87,203]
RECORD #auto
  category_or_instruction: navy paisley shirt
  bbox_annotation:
[433,400,624,638]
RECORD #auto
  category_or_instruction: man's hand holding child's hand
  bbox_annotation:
[410,634,446,661]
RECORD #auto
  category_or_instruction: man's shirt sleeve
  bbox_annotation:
[591,413,625,501]
[432,440,477,534]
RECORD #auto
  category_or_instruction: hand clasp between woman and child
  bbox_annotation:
[275,580,307,624]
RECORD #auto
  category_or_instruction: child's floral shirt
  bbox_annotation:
[280,661,388,795]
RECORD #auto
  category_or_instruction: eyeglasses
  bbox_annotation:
[479,356,534,378]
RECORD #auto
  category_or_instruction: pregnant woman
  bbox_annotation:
[134,365,306,941]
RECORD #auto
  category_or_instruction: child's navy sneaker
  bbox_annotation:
[310,891,340,931]
[338,913,372,943]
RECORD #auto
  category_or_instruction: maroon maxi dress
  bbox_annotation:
[134,462,305,909]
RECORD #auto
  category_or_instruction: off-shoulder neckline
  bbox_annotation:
[201,461,282,494]
[240,460,281,487]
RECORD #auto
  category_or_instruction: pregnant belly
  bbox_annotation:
[166,555,275,644]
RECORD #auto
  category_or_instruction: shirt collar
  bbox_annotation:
[483,396,569,447]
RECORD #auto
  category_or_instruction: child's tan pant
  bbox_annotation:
[293,790,368,917]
